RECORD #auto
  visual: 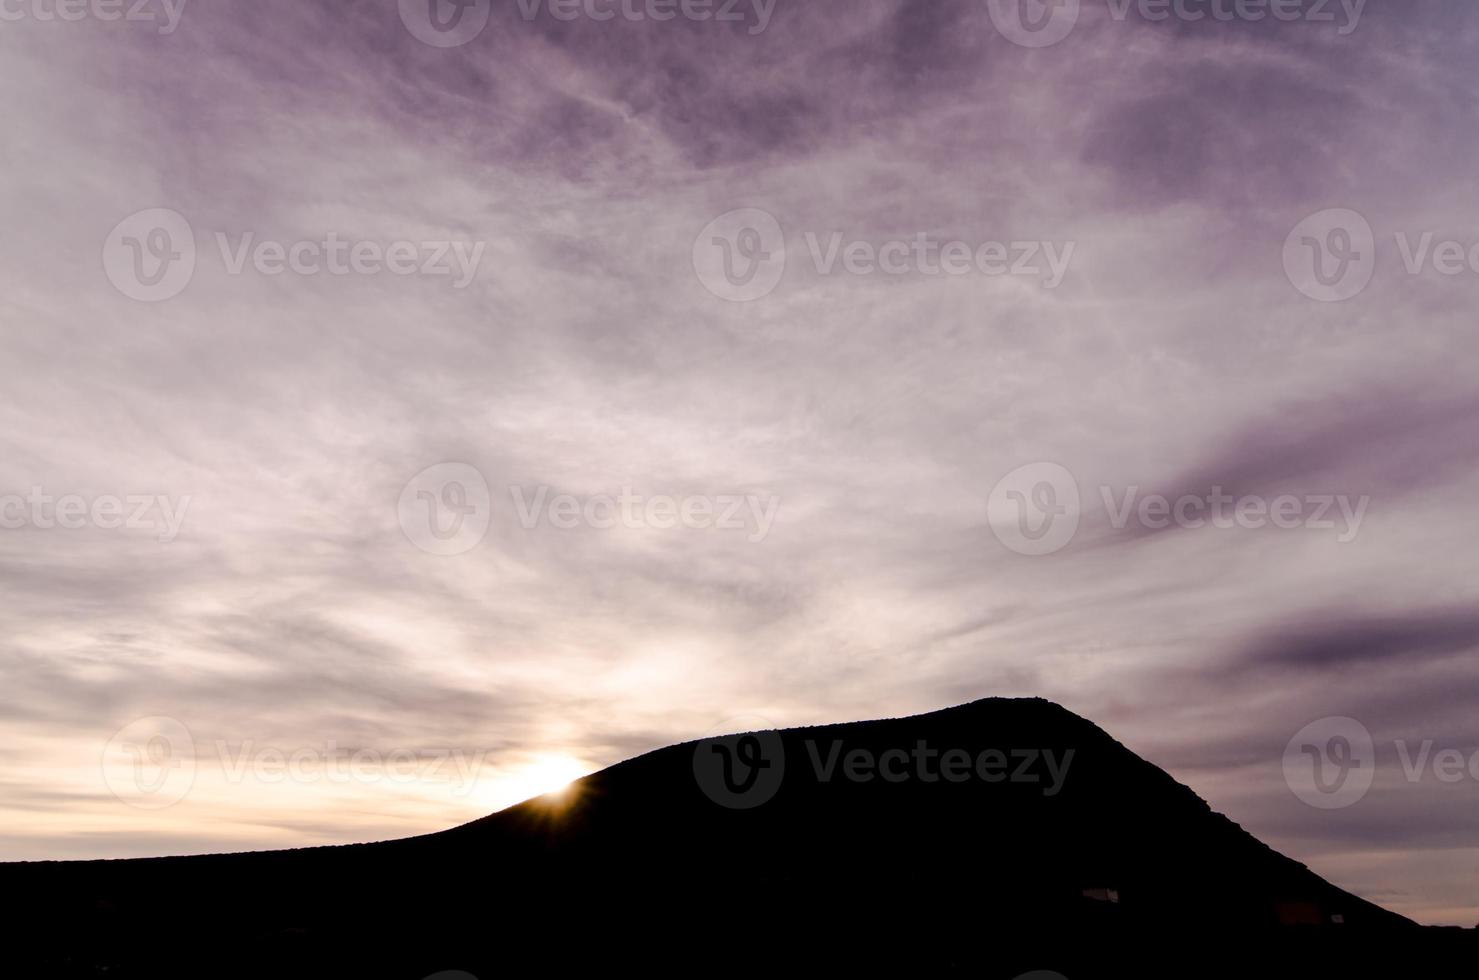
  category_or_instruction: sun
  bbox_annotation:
[501,754,589,804]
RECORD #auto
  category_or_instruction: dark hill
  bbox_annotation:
[2,698,1471,977]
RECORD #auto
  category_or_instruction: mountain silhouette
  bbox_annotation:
[4,697,1472,978]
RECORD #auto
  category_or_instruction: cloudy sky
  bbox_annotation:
[2,0,1477,926]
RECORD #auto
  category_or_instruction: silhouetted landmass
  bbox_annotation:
[3,698,1473,977]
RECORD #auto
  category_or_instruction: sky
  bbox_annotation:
[1,0,1477,927]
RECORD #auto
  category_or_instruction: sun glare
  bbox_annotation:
[501,754,588,805]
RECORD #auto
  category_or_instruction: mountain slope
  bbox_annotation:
[2,697,1467,978]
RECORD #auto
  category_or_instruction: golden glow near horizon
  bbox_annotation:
[0,728,597,862]
[491,754,589,805]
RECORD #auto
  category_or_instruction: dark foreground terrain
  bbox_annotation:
[3,698,1473,978]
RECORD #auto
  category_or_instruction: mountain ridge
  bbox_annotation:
[6,695,1471,978]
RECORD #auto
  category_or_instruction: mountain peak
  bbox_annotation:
[4,696,1445,978]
